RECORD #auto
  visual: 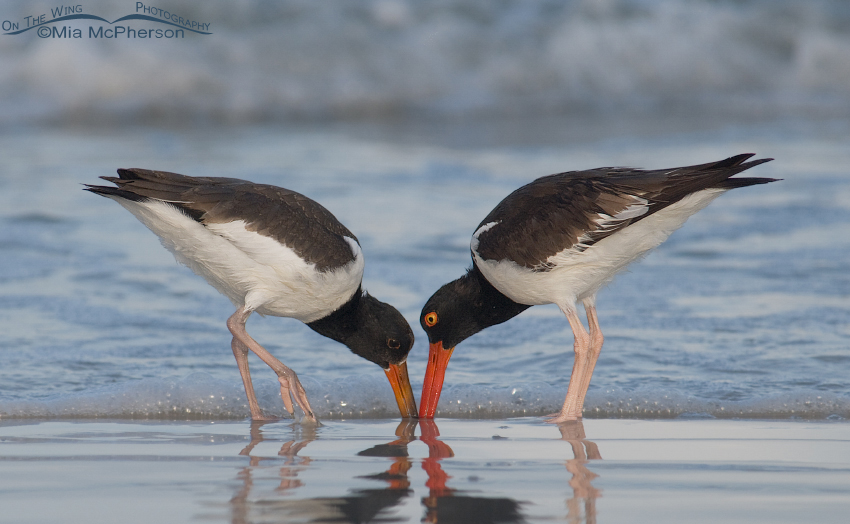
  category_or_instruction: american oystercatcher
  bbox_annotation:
[419,154,776,422]
[86,169,417,422]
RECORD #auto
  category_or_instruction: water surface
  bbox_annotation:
[1,121,848,420]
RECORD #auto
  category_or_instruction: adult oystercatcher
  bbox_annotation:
[419,154,776,422]
[86,169,417,422]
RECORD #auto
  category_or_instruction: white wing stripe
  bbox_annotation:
[541,196,650,267]
[471,220,501,253]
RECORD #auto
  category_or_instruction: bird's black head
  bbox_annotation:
[420,265,530,350]
[420,274,486,351]
[307,289,417,418]
[345,293,415,369]
[308,290,414,368]
[418,266,530,418]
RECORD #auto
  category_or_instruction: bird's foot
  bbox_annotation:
[298,413,321,426]
[278,377,296,415]
[249,414,283,422]
[544,412,582,424]
[278,374,319,424]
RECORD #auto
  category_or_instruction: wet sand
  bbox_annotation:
[1,418,848,523]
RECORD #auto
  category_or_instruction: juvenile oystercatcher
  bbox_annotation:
[86,169,417,422]
[419,154,776,422]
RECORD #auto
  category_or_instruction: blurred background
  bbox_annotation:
[1,0,849,419]
[3,0,850,135]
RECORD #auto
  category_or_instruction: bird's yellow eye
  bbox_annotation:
[424,312,438,327]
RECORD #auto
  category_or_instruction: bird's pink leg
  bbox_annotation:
[227,307,318,423]
[546,307,591,424]
[575,303,604,415]
[231,337,269,420]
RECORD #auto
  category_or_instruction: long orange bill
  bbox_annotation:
[384,361,418,419]
[419,341,455,419]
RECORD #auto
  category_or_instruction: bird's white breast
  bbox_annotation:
[114,198,364,322]
[473,188,726,308]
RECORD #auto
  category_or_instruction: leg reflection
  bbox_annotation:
[231,421,315,524]
[419,420,525,524]
[230,420,416,524]
[557,420,602,524]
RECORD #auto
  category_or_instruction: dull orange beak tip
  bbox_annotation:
[385,361,418,419]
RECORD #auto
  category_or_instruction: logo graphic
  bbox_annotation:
[3,3,211,39]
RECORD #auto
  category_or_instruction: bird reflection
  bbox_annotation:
[228,419,601,523]
[557,421,602,524]
[307,418,417,522]
[419,420,525,524]
[357,418,418,491]
[229,419,416,524]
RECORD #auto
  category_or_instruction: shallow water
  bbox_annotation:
[1,119,848,420]
[2,418,849,524]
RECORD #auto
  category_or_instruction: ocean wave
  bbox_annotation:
[2,0,850,125]
[1,373,846,421]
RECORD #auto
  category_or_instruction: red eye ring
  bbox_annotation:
[424,312,438,327]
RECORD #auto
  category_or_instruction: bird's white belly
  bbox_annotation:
[115,199,364,322]
[474,188,726,307]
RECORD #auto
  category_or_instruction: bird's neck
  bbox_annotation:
[306,287,362,346]
[466,264,531,329]
[438,265,530,349]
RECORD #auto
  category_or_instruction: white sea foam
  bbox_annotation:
[0,373,401,420]
[1,373,847,420]
[426,384,850,420]
[2,0,850,124]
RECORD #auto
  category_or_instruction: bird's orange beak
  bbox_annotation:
[384,361,418,419]
[419,341,455,419]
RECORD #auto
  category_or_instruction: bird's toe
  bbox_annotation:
[544,412,582,424]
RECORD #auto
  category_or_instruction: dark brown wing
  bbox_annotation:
[473,154,775,270]
[85,168,359,271]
